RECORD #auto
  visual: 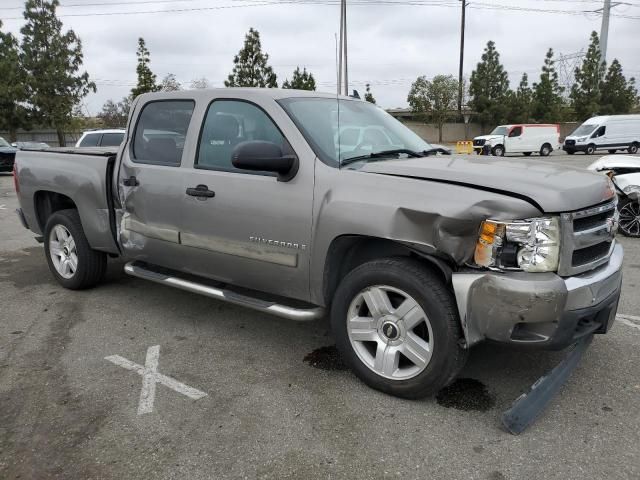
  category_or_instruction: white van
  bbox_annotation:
[563,114,640,155]
[472,124,560,157]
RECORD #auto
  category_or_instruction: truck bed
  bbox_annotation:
[15,148,120,254]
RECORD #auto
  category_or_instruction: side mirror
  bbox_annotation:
[231,140,298,182]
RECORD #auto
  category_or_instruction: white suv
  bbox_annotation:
[75,129,125,148]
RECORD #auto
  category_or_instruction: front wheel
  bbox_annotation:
[491,145,505,157]
[331,258,467,399]
[586,144,597,155]
[44,209,107,289]
[629,143,639,154]
[540,144,552,157]
[618,198,640,238]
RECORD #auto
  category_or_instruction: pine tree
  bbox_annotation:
[160,73,182,92]
[364,83,376,104]
[0,20,30,142]
[131,38,159,97]
[570,31,606,121]
[469,41,510,128]
[282,66,316,90]
[532,48,565,123]
[408,75,458,142]
[600,59,638,115]
[225,28,277,88]
[507,73,533,123]
[20,0,95,146]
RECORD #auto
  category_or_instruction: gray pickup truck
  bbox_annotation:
[14,89,623,399]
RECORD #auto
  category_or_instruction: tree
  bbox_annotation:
[20,0,95,146]
[600,59,638,115]
[160,73,182,92]
[189,77,210,89]
[225,28,277,88]
[408,75,458,142]
[507,73,533,123]
[131,37,159,98]
[469,41,510,128]
[532,48,565,122]
[570,31,606,121]
[282,66,316,90]
[97,97,131,128]
[0,21,30,142]
[364,83,376,104]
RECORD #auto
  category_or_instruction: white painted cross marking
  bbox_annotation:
[0,204,6,210]
[105,345,207,415]
[617,314,640,332]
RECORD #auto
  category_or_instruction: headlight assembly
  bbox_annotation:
[474,217,560,272]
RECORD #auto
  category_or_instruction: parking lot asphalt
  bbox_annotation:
[1,151,640,480]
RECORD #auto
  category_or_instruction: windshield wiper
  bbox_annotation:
[341,148,424,166]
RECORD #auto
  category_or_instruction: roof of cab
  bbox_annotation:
[136,88,358,103]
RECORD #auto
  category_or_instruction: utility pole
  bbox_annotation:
[599,0,611,64]
[457,0,467,114]
[338,1,344,95]
[343,0,348,96]
[337,0,349,96]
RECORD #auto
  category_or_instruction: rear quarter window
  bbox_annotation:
[132,100,195,166]
[79,133,100,147]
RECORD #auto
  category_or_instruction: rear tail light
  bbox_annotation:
[13,162,19,194]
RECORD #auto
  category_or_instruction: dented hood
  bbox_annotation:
[360,156,614,213]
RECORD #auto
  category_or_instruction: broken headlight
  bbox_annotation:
[474,217,560,273]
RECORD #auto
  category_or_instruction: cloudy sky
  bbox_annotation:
[2,0,639,115]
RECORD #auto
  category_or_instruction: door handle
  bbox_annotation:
[123,175,139,187]
[186,184,215,198]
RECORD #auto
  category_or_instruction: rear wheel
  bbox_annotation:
[539,143,552,157]
[618,198,640,238]
[491,145,505,157]
[331,257,467,399]
[586,144,597,155]
[44,209,107,289]
[629,143,639,154]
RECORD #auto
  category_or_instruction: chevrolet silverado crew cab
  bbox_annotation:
[14,89,623,399]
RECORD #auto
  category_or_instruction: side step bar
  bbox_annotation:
[124,261,325,322]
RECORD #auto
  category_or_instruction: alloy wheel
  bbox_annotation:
[49,225,78,279]
[346,285,434,380]
[619,201,640,237]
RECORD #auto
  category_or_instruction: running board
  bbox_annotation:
[124,261,325,322]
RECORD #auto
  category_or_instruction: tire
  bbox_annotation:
[523,152,532,157]
[539,143,552,157]
[629,143,639,155]
[586,144,596,155]
[618,197,640,238]
[330,257,468,399]
[44,209,107,289]
[491,145,504,157]
[608,150,617,154]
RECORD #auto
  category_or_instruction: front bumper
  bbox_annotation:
[563,144,586,153]
[452,243,623,350]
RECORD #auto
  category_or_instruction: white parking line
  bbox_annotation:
[617,314,640,332]
[105,345,207,415]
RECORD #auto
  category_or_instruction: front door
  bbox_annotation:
[504,125,524,152]
[117,99,196,271]
[179,97,315,302]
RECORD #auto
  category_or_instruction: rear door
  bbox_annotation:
[117,99,196,271]
[178,96,315,301]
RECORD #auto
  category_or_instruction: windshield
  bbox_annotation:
[278,97,433,167]
[0,137,10,148]
[571,124,598,137]
[490,126,509,136]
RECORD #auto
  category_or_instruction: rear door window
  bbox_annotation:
[100,132,125,147]
[79,133,100,147]
[133,100,195,166]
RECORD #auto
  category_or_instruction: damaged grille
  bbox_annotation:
[558,201,617,276]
